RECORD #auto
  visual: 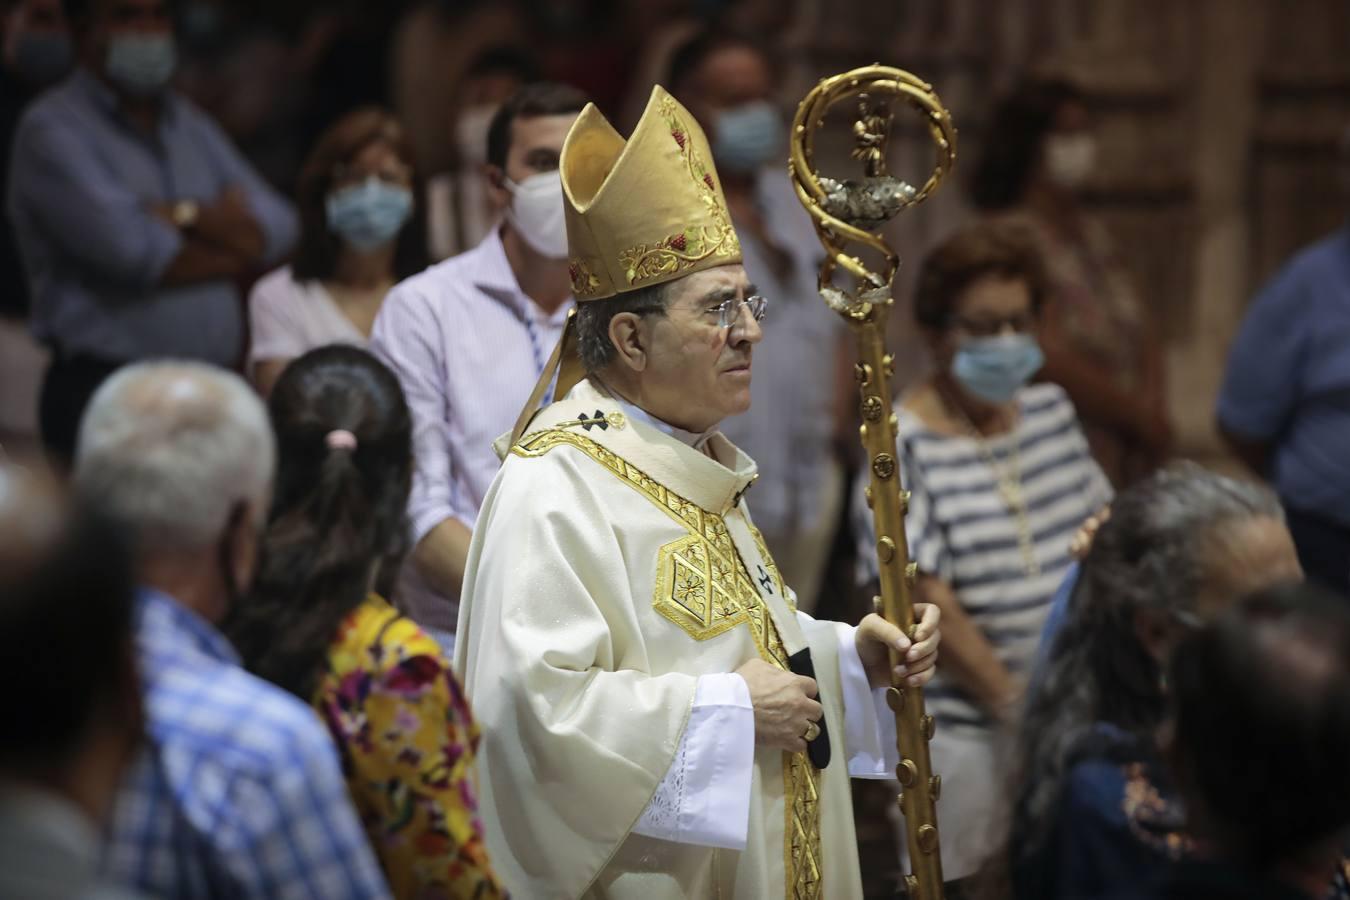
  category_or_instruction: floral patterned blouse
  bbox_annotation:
[314,594,505,899]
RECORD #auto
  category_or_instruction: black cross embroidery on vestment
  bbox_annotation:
[577,410,610,431]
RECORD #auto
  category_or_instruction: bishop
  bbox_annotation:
[455,85,941,899]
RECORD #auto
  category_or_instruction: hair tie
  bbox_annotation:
[325,429,357,451]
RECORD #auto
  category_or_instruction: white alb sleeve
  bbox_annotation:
[632,672,755,849]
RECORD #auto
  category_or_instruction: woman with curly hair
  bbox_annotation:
[1008,464,1315,900]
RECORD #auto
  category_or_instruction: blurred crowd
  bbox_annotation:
[3,0,1350,898]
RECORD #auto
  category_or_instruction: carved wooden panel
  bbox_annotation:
[780,0,1346,444]
[785,0,1202,352]
[1249,0,1350,291]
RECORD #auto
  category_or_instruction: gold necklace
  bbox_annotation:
[941,389,1041,576]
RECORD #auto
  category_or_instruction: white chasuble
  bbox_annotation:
[456,379,870,900]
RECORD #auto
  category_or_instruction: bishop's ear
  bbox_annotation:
[608,312,649,372]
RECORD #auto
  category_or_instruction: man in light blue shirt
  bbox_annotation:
[1217,224,1350,595]
[7,0,296,463]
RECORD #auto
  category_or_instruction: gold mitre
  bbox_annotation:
[563,84,742,300]
[505,86,742,447]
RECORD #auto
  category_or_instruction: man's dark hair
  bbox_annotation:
[970,77,1085,211]
[575,281,672,373]
[0,469,136,769]
[667,29,776,97]
[912,219,1049,331]
[1169,581,1350,863]
[63,0,172,27]
[464,45,541,85]
[485,81,590,172]
[61,0,91,23]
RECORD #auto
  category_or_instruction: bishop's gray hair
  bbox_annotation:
[575,280,674,373]
[74,361,276,555]
[1010,462,1286,867]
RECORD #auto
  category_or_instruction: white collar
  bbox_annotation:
[523,377,759,514]
[589,377,718,451]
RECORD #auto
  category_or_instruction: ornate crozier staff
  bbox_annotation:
[788,66,957,900]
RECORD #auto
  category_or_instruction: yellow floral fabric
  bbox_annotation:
[314,594,505,899]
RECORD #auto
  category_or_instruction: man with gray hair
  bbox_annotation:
[75,361,391,900]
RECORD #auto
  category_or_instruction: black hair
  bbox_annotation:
[464,44,541,85]
[63,0,175,28]
[667,29,777,96]
[225,345,413,700]
[485,81,590,172]
[970,78,1085,211]
[0,474,135,768]
[1011,464,1284,864]
[61,0,92,23]
[1170,581,1350,862]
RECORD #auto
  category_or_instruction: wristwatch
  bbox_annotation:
[171,199,200,230]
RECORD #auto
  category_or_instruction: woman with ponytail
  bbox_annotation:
[226,345,504,899]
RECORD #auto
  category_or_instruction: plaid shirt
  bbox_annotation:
[101,589,392,899]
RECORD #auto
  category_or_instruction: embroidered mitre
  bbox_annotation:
[509,84,744,445]
[563,84,742,300]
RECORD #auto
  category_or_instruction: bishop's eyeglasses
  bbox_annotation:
[705,294,769,330]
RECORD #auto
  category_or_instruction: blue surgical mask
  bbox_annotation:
[105,32,177,96]
[952,333,1045,405]
[326,177,414,251]
[712,100,785,175]
[11,31,73,86]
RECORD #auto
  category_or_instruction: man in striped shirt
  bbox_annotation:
[371,82,589,648]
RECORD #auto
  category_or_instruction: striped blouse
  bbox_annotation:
[854,383,1111,729]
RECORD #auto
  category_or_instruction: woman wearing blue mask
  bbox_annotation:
[972,78,1171,488]
[249,108,427,395]
[851,220,1111,888]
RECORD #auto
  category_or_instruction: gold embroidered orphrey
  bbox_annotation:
[512,427,822,900]
[614,96,740,290]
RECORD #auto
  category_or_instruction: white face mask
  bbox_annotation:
[1043,133,1097,189]
[503,170,568,259]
